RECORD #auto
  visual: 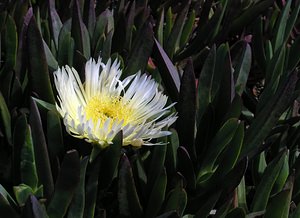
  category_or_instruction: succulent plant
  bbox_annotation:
[1,0,300,217]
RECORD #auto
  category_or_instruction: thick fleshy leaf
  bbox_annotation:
[23,195,48,218]
[153,38,180,103]
[98,131,122,189]
[29,99,54,199]
[197,118,239,181]
[48,0,62,49]
[47,110,64,162]
[272,0,292,53]
[176,1,227,60]
[123,21,153,77]
[166,129,179,173]
[67,157,89,218]
[0,14,17,76]
[47,150,80,218]
[163,183,187,217]
[194,191,221,218]
[20,125,38,189]
[163,8,173,46]
[264,174,294,218]
[145,168,167,218]
[124,1,135,51]
[164,0,190,58]
[13,184,42,206]
[196,44,217,122]
[177,59,196,157]
[71,0,90,59]
[83,158,100,218]
[43,40,58,70]
[232,42,251,96]
[156,9,164,46]
[118,154,143,217]
[212,122,244,178]
[252,17,266,70]
[0,91,11,144]
[229,0,274,34]
[177,146,196,190]
[272,152,289,194]
[237,176,248,212]
[225,208,246,218]
[241,71,298,158]
[0,184,18,210]
[252,152,267,186]
[147,144,167,190]
[251,151,287,212]
[27,16,55,104]
[58,29,74,67]
[12,114,27,184]
[179,10,195,48]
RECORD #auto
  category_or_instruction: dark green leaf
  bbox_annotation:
[163,184,187,217]
[124,1,135,51]
[252,152,267,186]
[165,0,191,58]
[213,122,244,178]
[153,38,181,102]
[179,10,195,48]
[264,174,293,218]
[48,0,62,49]
[118,154,143,217]
[47,150,80,218]
[272,0,292,53]
[241,71,298,158]
[288,36,300,71]
[229,0,274,34]
[0,14,17,76]
[237,177,248,212]
[233,42,252,95]
[124,22,153,76]
[251,151,287,212]
[83,158,100,218]
[67,157,89,218]
[272,152,289,194]
[13,184,40,207]
[145,168,167,218]
[147,144,167,190]
[252,17,266,70]
[163,8,173,46]
[22,195,48,218]
[177,59,196,157]
[98,131,122,189]
[71,0,91,59]
[20,125,38,189]
[43,40,58,70]
[47,110,64,160]
[198,118,239,181]
[225,208,246,218]
[177,147,196,190]
[166,129,179,173]
[0,184,17,209]
[0,91,11,144]
[196,44,217,122]
[194,191,221,218]
[27,16,55,104]
[58,30,74,67]
[156,9,164,46]
[29,98,54,199]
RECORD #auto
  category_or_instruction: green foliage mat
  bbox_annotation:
[1,0,300,217]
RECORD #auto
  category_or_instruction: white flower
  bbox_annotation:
[54,57,177,148]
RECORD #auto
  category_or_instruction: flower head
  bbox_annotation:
[54,57,177,148]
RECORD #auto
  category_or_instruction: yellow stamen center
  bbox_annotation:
[85,95,133,126]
